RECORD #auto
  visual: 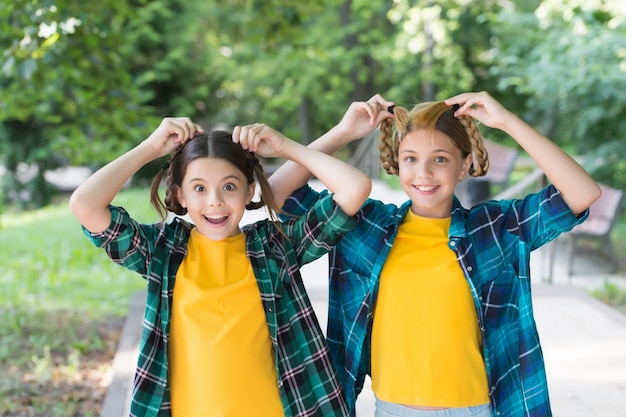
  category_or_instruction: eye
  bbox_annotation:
[223,183,237,191]
[193,184,206,192]
[404,156,416,163]
[434,156,448,163]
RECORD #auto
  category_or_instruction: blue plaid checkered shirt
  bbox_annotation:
[282,184,588,417]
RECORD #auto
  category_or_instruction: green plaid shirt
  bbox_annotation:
[282,184,588,417]
[83,194,353,417]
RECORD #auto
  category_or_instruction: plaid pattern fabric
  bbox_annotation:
[83,194,353,417]
[282,184,588,417]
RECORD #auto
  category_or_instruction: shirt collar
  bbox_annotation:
[395,197,468,239]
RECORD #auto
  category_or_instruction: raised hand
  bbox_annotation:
[444,91,512,130]
[232,123,289,158]
[144,117,205,158]
[334,94,395,145]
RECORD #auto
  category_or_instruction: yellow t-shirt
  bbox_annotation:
[371,211,489,407]
[169,229,283,417]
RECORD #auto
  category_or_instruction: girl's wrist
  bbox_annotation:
[328,125,355,147]
[138,139,168,160]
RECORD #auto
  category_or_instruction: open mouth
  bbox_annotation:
[203,214,230,225]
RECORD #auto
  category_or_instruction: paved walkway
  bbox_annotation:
[101,180,626,417]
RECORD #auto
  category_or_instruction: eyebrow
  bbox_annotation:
[187,174,243,183]
[399,148,454,155]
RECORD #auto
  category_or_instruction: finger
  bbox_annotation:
[178,118,203,139]
[236,125,252,149]
[444,92,472,107]
[248,123,268,152]
[167,121,188,144]
[367,99,395,125]
[176,117,194,140]
[232,125,242,143]
[368,94,395,108]
[355,102,375,123]
[193,123,204,136]
[238,123,263,151]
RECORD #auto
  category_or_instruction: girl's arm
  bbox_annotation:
[445,91,601,215]
[69,117,203,233]
[265,94,394,207]
[233,123,373,216]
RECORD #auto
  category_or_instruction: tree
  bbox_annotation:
[0,0,156,208]
[0,0,232,206]
[491,0,626,188]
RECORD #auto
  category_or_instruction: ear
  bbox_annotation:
[459,153,473,181]
[246,182,256,204]
[176,187,187,208]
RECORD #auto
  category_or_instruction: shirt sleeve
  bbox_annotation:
[81,205,157,276]
[497,184,589,250]
[282,192,357,266]
[280,184,330,219]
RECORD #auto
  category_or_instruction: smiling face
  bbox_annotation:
[177,157,255,240]
[398,128,472,218]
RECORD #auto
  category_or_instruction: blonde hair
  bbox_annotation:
[379,101,489,177]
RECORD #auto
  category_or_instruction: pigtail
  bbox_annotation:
[243,152,289,239]
[149,155,187,221]
[163,167,187,216]
[150,144,188,221]
[379,105,409,176]
[457,114,489,177]
[149,166,168,221]
[245,155,266,211]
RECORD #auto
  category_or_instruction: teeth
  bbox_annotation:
[206,214,227,219]
[417,186,436,191]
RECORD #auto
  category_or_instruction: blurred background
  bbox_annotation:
[1,0,624,415]
[1,0,625,208]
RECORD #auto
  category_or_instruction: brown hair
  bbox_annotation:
[149,131,283,226]
[379,101,489,177]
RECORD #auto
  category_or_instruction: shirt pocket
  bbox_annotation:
[480,264,520,324]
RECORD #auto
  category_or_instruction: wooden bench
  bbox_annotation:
[564,183,624,278]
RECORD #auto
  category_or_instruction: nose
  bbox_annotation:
[415,161,433,178]
[206,189,224,207]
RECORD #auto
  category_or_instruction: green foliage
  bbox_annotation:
[1,0,625,206]
[214,0,492,143]
[0,0,159,207]
[490,0,626,188]
[0,0,157,162]
[122,0,232,120]
[591,281,626,314]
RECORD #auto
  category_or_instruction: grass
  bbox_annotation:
[0,188,154,316]
[0,187,154,416]
[592,281,626,315]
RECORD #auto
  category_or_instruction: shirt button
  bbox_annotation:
[467,266,473,272]
[450,241,456,247]
[268,307,273,312]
